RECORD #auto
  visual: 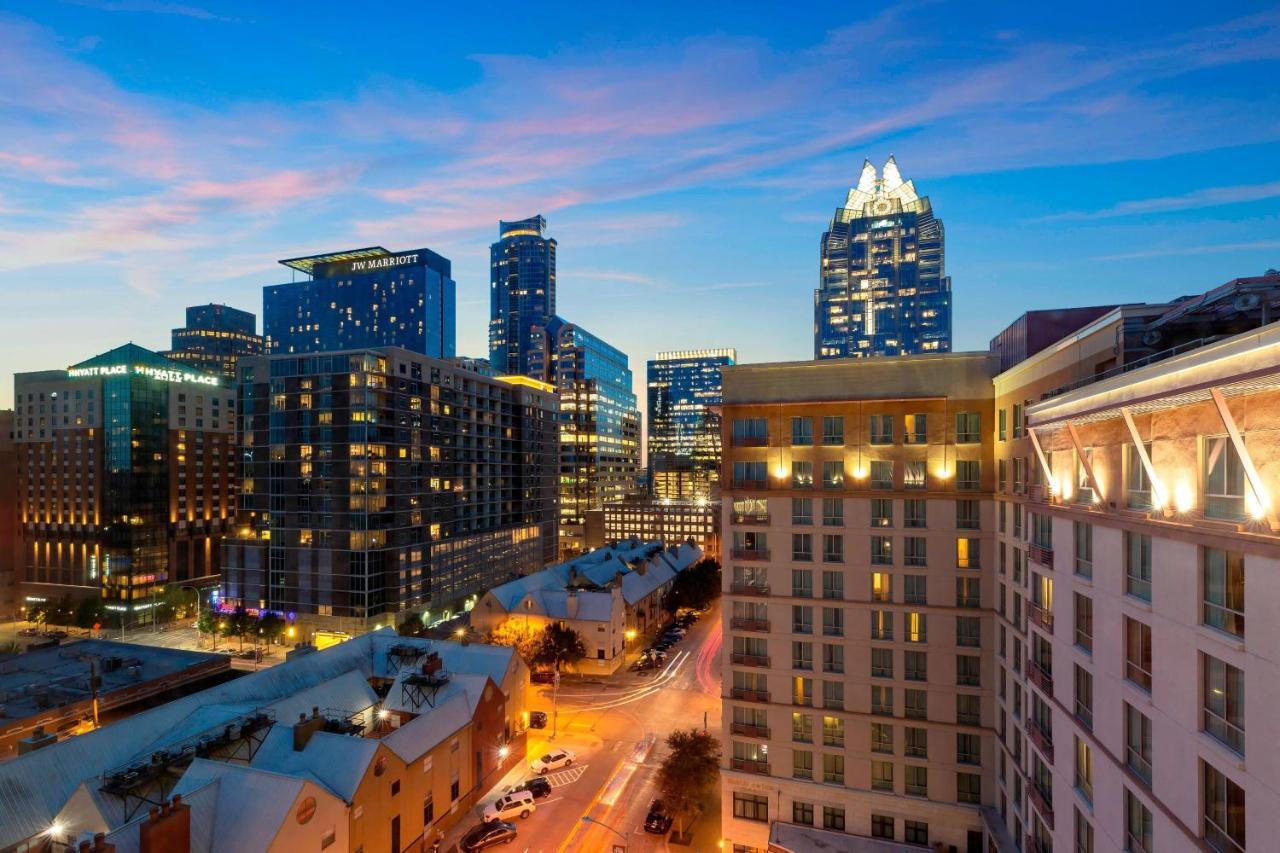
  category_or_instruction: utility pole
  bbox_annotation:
[550,660,560,741]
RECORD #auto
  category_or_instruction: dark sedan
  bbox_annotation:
[460,820,517,851]
[644,800,673,834]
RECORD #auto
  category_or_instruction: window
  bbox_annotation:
[905,688,927,720]
[1203,654,1245,755]
[1074,665,1093,729]
[792,750,813,779]
[870,414,893,445]
[957,772,981,804]
[957,694,980,726]
[792,460,813,489]
[905,820,929,845]
[871,723,894,754]
[1125,532,1152,601]
[792,676,813,706]
[822,607,843,637]
[871,610,893,640]
[870,572,891,602]
[732,418,767,445]
[904,536,927,567]
[423,793,434,825]
[956,616,980,648]
[822,754,845,785]
[792,568,813,597]
[1075,447,1095,504]
[822,570,843,599]
[821,460,843,489]
[792,605,813,634]
[822,715,844,749]
[870,535,893,565]
[822,416,844,445]
[1204,436,1248,521]
[792,800,814,826]
[956,499,980,529]
[956,655,981,687]
[1125,789,1153,853]
[1126,442,1154,509]
[957,733,980,765]
[871,684,894,715]
[1125,618,1153,691]
[872,814,895,839]
[822,497,843,526]
[791,497,812,525]
[1074,593,1093,652]
[871,760,894,791]
[793,641,813,670]
[1074,521,1093,578]
[822,534,843,563]
[792,712,813,743]
[732,460,767,485]
[1074,736,1093,802]
[871,460,893,489]
[792,534,813,561]
[904,650,927,681]
[905,765,928,797]
[733,792,769,823]
[900,726,926,759]
[956,537,981,569]
[904,460,926,490]
[956,460,980,491]
[904,498,926,528]
[905,413,928,445]
[905,612,926,644]
[956,578,980,609]
[871,498,892,527]
[904,575,926,605]
[1075,808,1094,853]
[1125,703,1153,784]
[1203,761,1246,853]
[1203,548,1244,637]
[956,412,980,443]
[791,416,813,446]
[999,408,1007,441]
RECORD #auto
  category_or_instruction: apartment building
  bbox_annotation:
[719,354,1001,853]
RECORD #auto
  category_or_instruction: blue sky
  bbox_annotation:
[1,1,1278,412]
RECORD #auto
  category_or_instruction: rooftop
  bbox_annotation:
[277,246,389,275]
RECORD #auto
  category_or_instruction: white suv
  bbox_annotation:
[482,789,536,822]
[530,748,575,774]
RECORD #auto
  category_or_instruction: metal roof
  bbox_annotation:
[278,246,389,275]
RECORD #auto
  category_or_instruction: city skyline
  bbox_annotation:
[2,4,1279,412]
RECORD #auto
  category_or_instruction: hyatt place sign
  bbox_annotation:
[67,364,220,386]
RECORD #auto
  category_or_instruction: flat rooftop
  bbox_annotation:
[0,640,225,723]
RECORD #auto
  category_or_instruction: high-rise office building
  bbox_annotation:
[0,410,18,618]
[220,348,559,633]
[529,316,641,557]
[266,247,456,358]
[815,156,952,359]
[489,216,556,377]
[163,303,264,379]
[648,348,736,501]
[13,344,234,616]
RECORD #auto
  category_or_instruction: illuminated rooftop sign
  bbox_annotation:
[67,364,220,386]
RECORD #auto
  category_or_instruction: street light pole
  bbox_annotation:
[580,816,627,850]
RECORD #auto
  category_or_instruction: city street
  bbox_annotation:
[440,602,723,853]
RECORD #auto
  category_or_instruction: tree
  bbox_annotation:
[485,620,543,666]
[258,613,286,646]
[665,558,721,612]
[73,597,105,631]
[223,606,252,650]
[656,728,720,838]
[25,600,48,627]
[530,623,586,672]
[196,609,220,644]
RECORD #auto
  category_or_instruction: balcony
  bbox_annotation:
[730,688,770,704]
[1028,719,1055,762]
[732,512,770,526]
[730,617,771,632]
[1027,658,1054,694]
[1026,779,1055,830]
[1028,484,1049,504]
[731,547,770,562]
[1028,602,1054,633]
[729,582,770,597]
[730,722,771,739]
[1028,543,1054,569]
[730,757,771,775]
[731,653,771,668]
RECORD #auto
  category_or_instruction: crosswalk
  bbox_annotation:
[543,764,587,787]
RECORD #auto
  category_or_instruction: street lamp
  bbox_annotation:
[580,815,628,846]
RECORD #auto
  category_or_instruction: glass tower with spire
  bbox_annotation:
[489,215,557,376]
[815,156,952,359]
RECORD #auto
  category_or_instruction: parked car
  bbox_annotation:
[482,790,536,822]
[17,628,38,637]
[527,710,548,729]
[505,777,552,799]
[644,800,674,834]
[530,748,575,774]
[460,820,517,851]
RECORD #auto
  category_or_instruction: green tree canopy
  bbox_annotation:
[530,623,587,671]
[665,558,721,612]
[656,728,720,836]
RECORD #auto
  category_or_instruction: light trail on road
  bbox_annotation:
[555,650,693,712]
[694,615,721,696]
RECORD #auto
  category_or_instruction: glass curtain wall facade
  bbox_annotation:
[266,247,456,359]
[164,303,263,379]
[815,157,952,359]
[648,348,736,501]
[489,215,557,377]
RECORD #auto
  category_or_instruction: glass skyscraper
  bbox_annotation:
[489,216,556,377]
[647,348,736,500]
[815,156,952,358]
[164,303,263,379]
[529,316,640,557]
[266,247,456,358]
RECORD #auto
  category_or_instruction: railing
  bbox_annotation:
[730,653,771,668]
[731,548,770,561]
[1027,658,1054,694]
[1041,334,1226,400]
[1029,602,1054,633]
[1028,718,1055,762]
[730,722,770,738]
[730,479,768,491]
[729,582,770,597]
[732,436,769,447]
[1029,543,1054,569]
[730,688,770,703]
[730,618,770,632]
[732,512,770,525]
[730,757,771,775]
[1026,778,1055,830]
[1028,484,1049,504]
